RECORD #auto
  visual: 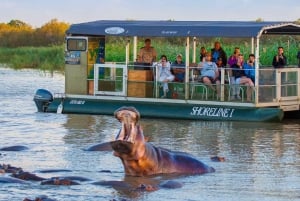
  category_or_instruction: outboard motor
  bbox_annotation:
[33,89,53,112]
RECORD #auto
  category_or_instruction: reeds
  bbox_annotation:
[0,45,65,72]
[0,36,298,72]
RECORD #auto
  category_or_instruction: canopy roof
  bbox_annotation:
[66,20,300,38]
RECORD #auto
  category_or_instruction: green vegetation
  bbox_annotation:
[105,36,299,66]
[0,46,65,71]
[1,36,299,72]
[0,19,299,71]
[0,19,68,71]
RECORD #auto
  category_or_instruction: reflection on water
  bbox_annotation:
[0,67,299,201]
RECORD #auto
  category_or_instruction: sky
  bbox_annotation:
[0,0,299,27]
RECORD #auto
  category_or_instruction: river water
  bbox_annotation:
[0,67,299,201]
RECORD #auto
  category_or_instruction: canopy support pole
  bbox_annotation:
[254,37,260,104]
[133,36,137,62]
[192,37,197,63]
[251,37,254,54]
[126,39,130,65]
[185,37,190,100]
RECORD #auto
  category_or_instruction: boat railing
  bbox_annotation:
[92,63,300,110]
[257,66,300,110]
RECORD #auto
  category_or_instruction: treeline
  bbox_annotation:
[0,19,69,47]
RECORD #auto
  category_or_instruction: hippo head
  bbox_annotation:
[112,106,145,159]
[113,106,140,143]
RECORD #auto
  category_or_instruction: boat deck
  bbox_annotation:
[80,63,300,112]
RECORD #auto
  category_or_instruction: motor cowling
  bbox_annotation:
[33,89,53,112]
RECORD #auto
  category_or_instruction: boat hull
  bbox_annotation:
[46,96,284,122]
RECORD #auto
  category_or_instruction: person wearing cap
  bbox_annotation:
[171,54,185,82]
[138,38,157,64]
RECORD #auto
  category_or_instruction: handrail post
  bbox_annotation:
[220,68,225,101]
[276,69,281,101]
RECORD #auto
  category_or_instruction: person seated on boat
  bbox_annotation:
[272,46,288,96]
[228,47,242,100]
[171,54,185,82]
[243,54,256,84]
[231,54,254,102]
[138,38,157,65]
[211,41,227,65]
[228,47,241,67]
[272,46,287,68]
[199,46,207,62]
[216,56,226,82]
[197,52,221,98]
[157,55,175,98]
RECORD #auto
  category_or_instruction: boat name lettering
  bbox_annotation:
[105,27,125,35]
[190,107,235,118]
[70,100,85,105]
[161,30,178,35]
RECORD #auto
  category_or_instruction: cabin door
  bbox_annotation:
[65,37,88,94]
[93,63,127,96]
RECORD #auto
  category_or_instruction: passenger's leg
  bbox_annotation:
[215,80,221,98]
[230,76,237,100]
[239,77,254,101]
[202,77,214,91]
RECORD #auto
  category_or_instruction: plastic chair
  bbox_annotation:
[226,71,245,101]
[190,69,208,100]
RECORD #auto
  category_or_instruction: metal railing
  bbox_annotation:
[91,63,300,110]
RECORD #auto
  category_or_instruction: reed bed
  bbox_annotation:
[0,36,298,72]
[0,46,65,72]
[105,36,299,66]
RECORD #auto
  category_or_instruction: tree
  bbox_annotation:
[36,19,69,46]
[255,18,264,22]
[8,20,32,29]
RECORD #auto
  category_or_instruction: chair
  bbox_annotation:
[190,68,208,100]
[226,71,245,101]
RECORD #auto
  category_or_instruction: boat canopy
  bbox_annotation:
[66,20,300,38]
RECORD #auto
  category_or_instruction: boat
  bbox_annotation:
[33,20,300,122]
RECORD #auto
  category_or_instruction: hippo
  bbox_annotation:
[0,145,29,151]
[23,195,57,201]
[111,106,215,176]
[12,171,46,181]
[0,164,23,174]
[210,156,225,162]
[41,178,80,185]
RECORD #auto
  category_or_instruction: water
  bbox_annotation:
[0,67,299,201]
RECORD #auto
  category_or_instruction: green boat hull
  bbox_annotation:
[47,97,284,122]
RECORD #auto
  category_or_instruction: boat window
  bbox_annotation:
[66,38,87,51]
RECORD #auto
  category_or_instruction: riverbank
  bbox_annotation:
[0,46,65,72]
